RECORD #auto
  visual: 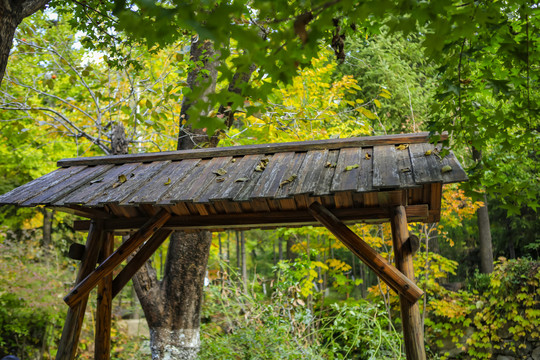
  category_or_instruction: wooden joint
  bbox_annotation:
[308,201,423,303]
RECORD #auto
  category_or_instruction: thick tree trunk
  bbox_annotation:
[0,0,49,86]
[0,4,22,85]
[472,147,494,274]
[132,36,255,359]
[41,208,54,248]
[477,193,494,273]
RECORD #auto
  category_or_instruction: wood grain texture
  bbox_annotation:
[390,205,426,360]
[314,150,339,196]
[58,132,447,167]
[61,163,142,206]
[0,166,86,205]
[396,147,417,188]
[373,145,400,189]
[56,220,105,360]
[95,233,114,360]
[64,209,171,307]
[440,152,468,183]
[357,148,374,193]
[23,165,114,206]
[409,143,443,184]
[93,161,170,206]
[250,152,295,199]
[331,148,363,192]
[309,202,423,303]
[207,154,266,202]
[292,149,328,195]
[121,159,200,205]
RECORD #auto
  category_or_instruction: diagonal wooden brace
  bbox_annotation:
[308,202,423,303]
[64,209,171,307]
[112,228,173,298]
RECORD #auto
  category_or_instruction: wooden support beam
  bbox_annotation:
[112,229,172,298]
[63,209,171,307]
[307,202,423,303]
[56,220,105,360]
[95,233,114,360]
[390,205,426,360]
[73,205,430,233]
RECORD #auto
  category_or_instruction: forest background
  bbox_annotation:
[0,1,539,359]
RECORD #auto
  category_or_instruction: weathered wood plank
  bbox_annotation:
[190,157,241,203]
[331,148,363,192]
[409,143,443,184]
[23,165,114,206]
[64,209,171,307]
[274,152,307,198]
[61,163,142,206]
[159,156,233,204]
[56,220,105,360]
[92,161,170,206]
[396,146,418,188]
[390,205,426,360]
[373,145,400,189]
[208,154,266,202]
[292,149,328,195]
[0,166,87,205]
[314,150,339,196]
[121,159,200,205]
[58,132,448,167]
[73,204,429,232]
[356,148,374,193]
[308,202,423,303]
[440,152,468,184]
[250,152,295,199]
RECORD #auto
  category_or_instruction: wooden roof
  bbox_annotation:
[0,132,467,229]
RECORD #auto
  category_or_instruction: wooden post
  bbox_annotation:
[56,220,105,360]
[64,209,171,307]
[390,205,426,360]
[95,232,114,360]
[308,202,423,303]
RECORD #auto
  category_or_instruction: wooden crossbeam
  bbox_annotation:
[56,220,105,360]
[308,202,423,303]
[73,205,430,232]
[63,209,171,307]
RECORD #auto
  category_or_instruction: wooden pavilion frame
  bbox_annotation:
[0,132,468,360]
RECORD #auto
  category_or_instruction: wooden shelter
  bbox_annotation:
[0,132,467,360]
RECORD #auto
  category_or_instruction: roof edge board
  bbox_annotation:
[57,132,448,167]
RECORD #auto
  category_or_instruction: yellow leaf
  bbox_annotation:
[374,99,381,108]
[442,165,452,173]
[345,164,359,171]
[164,178,171,185]
[396,144,409,150]
[118,174,127,183]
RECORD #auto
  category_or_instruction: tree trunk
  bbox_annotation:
[132,35,255,359]
[241,231,247,291]
[0,0,49,86]
[41,208,54,249]
[473,147,494,274]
